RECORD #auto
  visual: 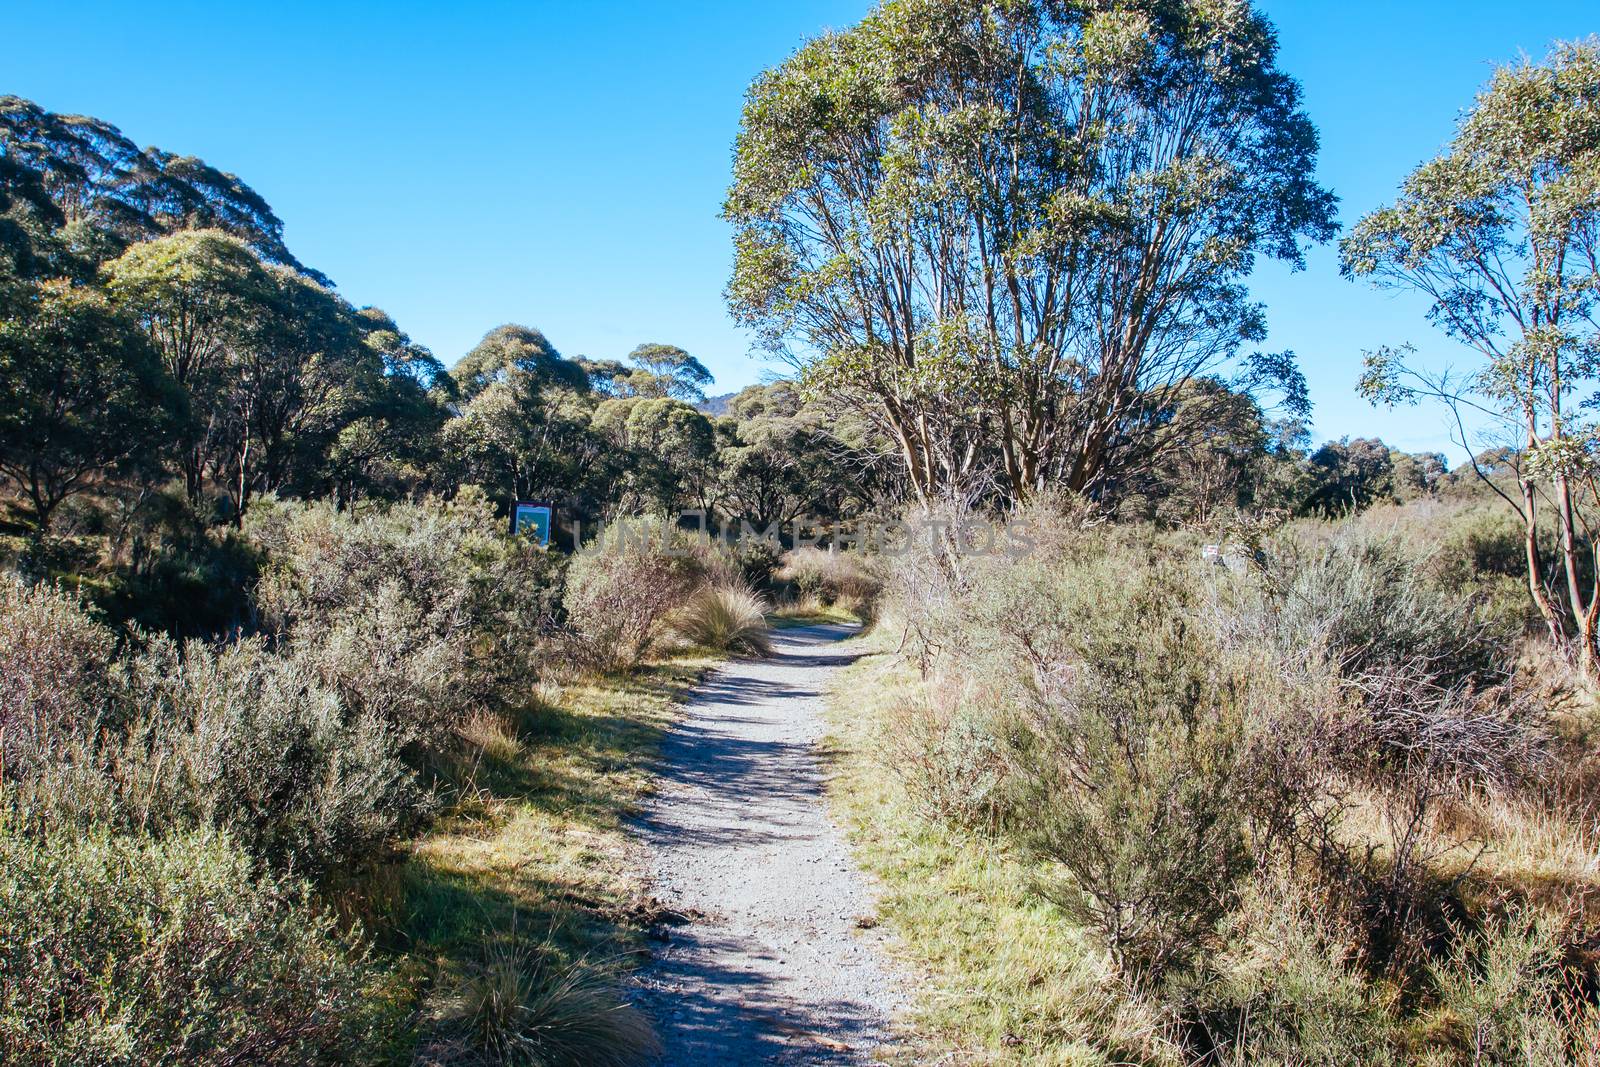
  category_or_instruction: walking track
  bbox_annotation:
[633,622,904,1065]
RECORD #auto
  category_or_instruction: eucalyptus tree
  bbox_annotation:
[102,229,273,503]
[623,343,715,403]
[1343,39,1600,664]
[216,266,380,517]
[444,326,606,513]
[715,381,880,527]
[450,324,586,402]
[323,308,452,501]
[726,0,1334,505]
[591,396,718,513]
[0,95,323,279]
[0,281,181,530]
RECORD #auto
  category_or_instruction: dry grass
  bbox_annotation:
[670,583,773,656]
[427,938,660,1066]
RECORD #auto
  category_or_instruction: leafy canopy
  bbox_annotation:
[726,0,1335,503]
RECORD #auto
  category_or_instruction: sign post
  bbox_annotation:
[511,500,553,548]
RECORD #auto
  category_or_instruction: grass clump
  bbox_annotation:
[671,582,773,656]
[426,938,659,1067]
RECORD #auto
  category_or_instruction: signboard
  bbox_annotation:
[511,500,553,547]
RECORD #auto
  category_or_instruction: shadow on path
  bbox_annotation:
[632,623,903,1065]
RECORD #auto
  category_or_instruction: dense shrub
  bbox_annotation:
[897,534,1258,980]
[1257,527,1506,689]
[2,581,426,877]
[250,491,562,754]
[879,685,1010,832]
[0,826,390,1066]
[1188,871,1398,1065]
[774,545,880,612]
[0,577,119,778]
[1423,911,1597,1066]
[563,518,723,670]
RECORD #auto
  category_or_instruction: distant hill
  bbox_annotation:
[698,392,737,417]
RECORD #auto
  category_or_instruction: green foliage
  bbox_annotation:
[616,341,713,404]
[989,555,1255,981]
[590,396,716,514]
[1342,37,1600,666]
[451,324,585,402]
[1300,437,1397,517]
[727,0,1335,503]
[2,578,425,877]
[250,492,563,756]
[1258,526,1507,691]
[0,576,119,778]
[0,280,181,529]
[0,94,319,277]
[0,826,389,1066]
[1187,871,1398,1066]
[1424,911,1593,1066]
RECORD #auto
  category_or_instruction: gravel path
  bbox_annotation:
[633,622,905,1065]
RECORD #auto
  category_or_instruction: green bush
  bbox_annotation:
[0,577,119,779]
[1423,910,1595,1066]
[250,492,562,754]
[0,826,391,1066]
[1261,527,1506,690]
[1188,871,1398,1065]
[957,545,1256,980]
[563,518,719,670]
[2,580,427,877]
[878,687,1011,833]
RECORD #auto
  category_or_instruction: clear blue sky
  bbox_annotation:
[6,1,1596,458]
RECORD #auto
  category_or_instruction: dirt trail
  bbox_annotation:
[633,622,904,1065]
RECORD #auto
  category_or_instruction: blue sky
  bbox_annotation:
[6,1,1596,458]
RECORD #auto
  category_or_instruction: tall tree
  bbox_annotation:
[622,343,715,403]
[726,0,1333,505]
[215,266,378,518]
[322,308,451,501]
[1343,39,1600,665]
[0,281,181,530]
[451,324,585,402]
[591,397,717,513]
[101,229,273,504]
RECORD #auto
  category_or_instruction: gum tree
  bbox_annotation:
[0,281,181,530]
[725,0,1334,505]
[102,229,273,504]
[1343,40,1600,666]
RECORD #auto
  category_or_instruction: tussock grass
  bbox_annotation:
[429,938,660,1067]
[671,583,773,656]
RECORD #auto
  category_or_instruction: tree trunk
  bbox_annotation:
[1519,477,1566,649]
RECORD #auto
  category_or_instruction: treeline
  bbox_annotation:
[1,91,1480,617]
